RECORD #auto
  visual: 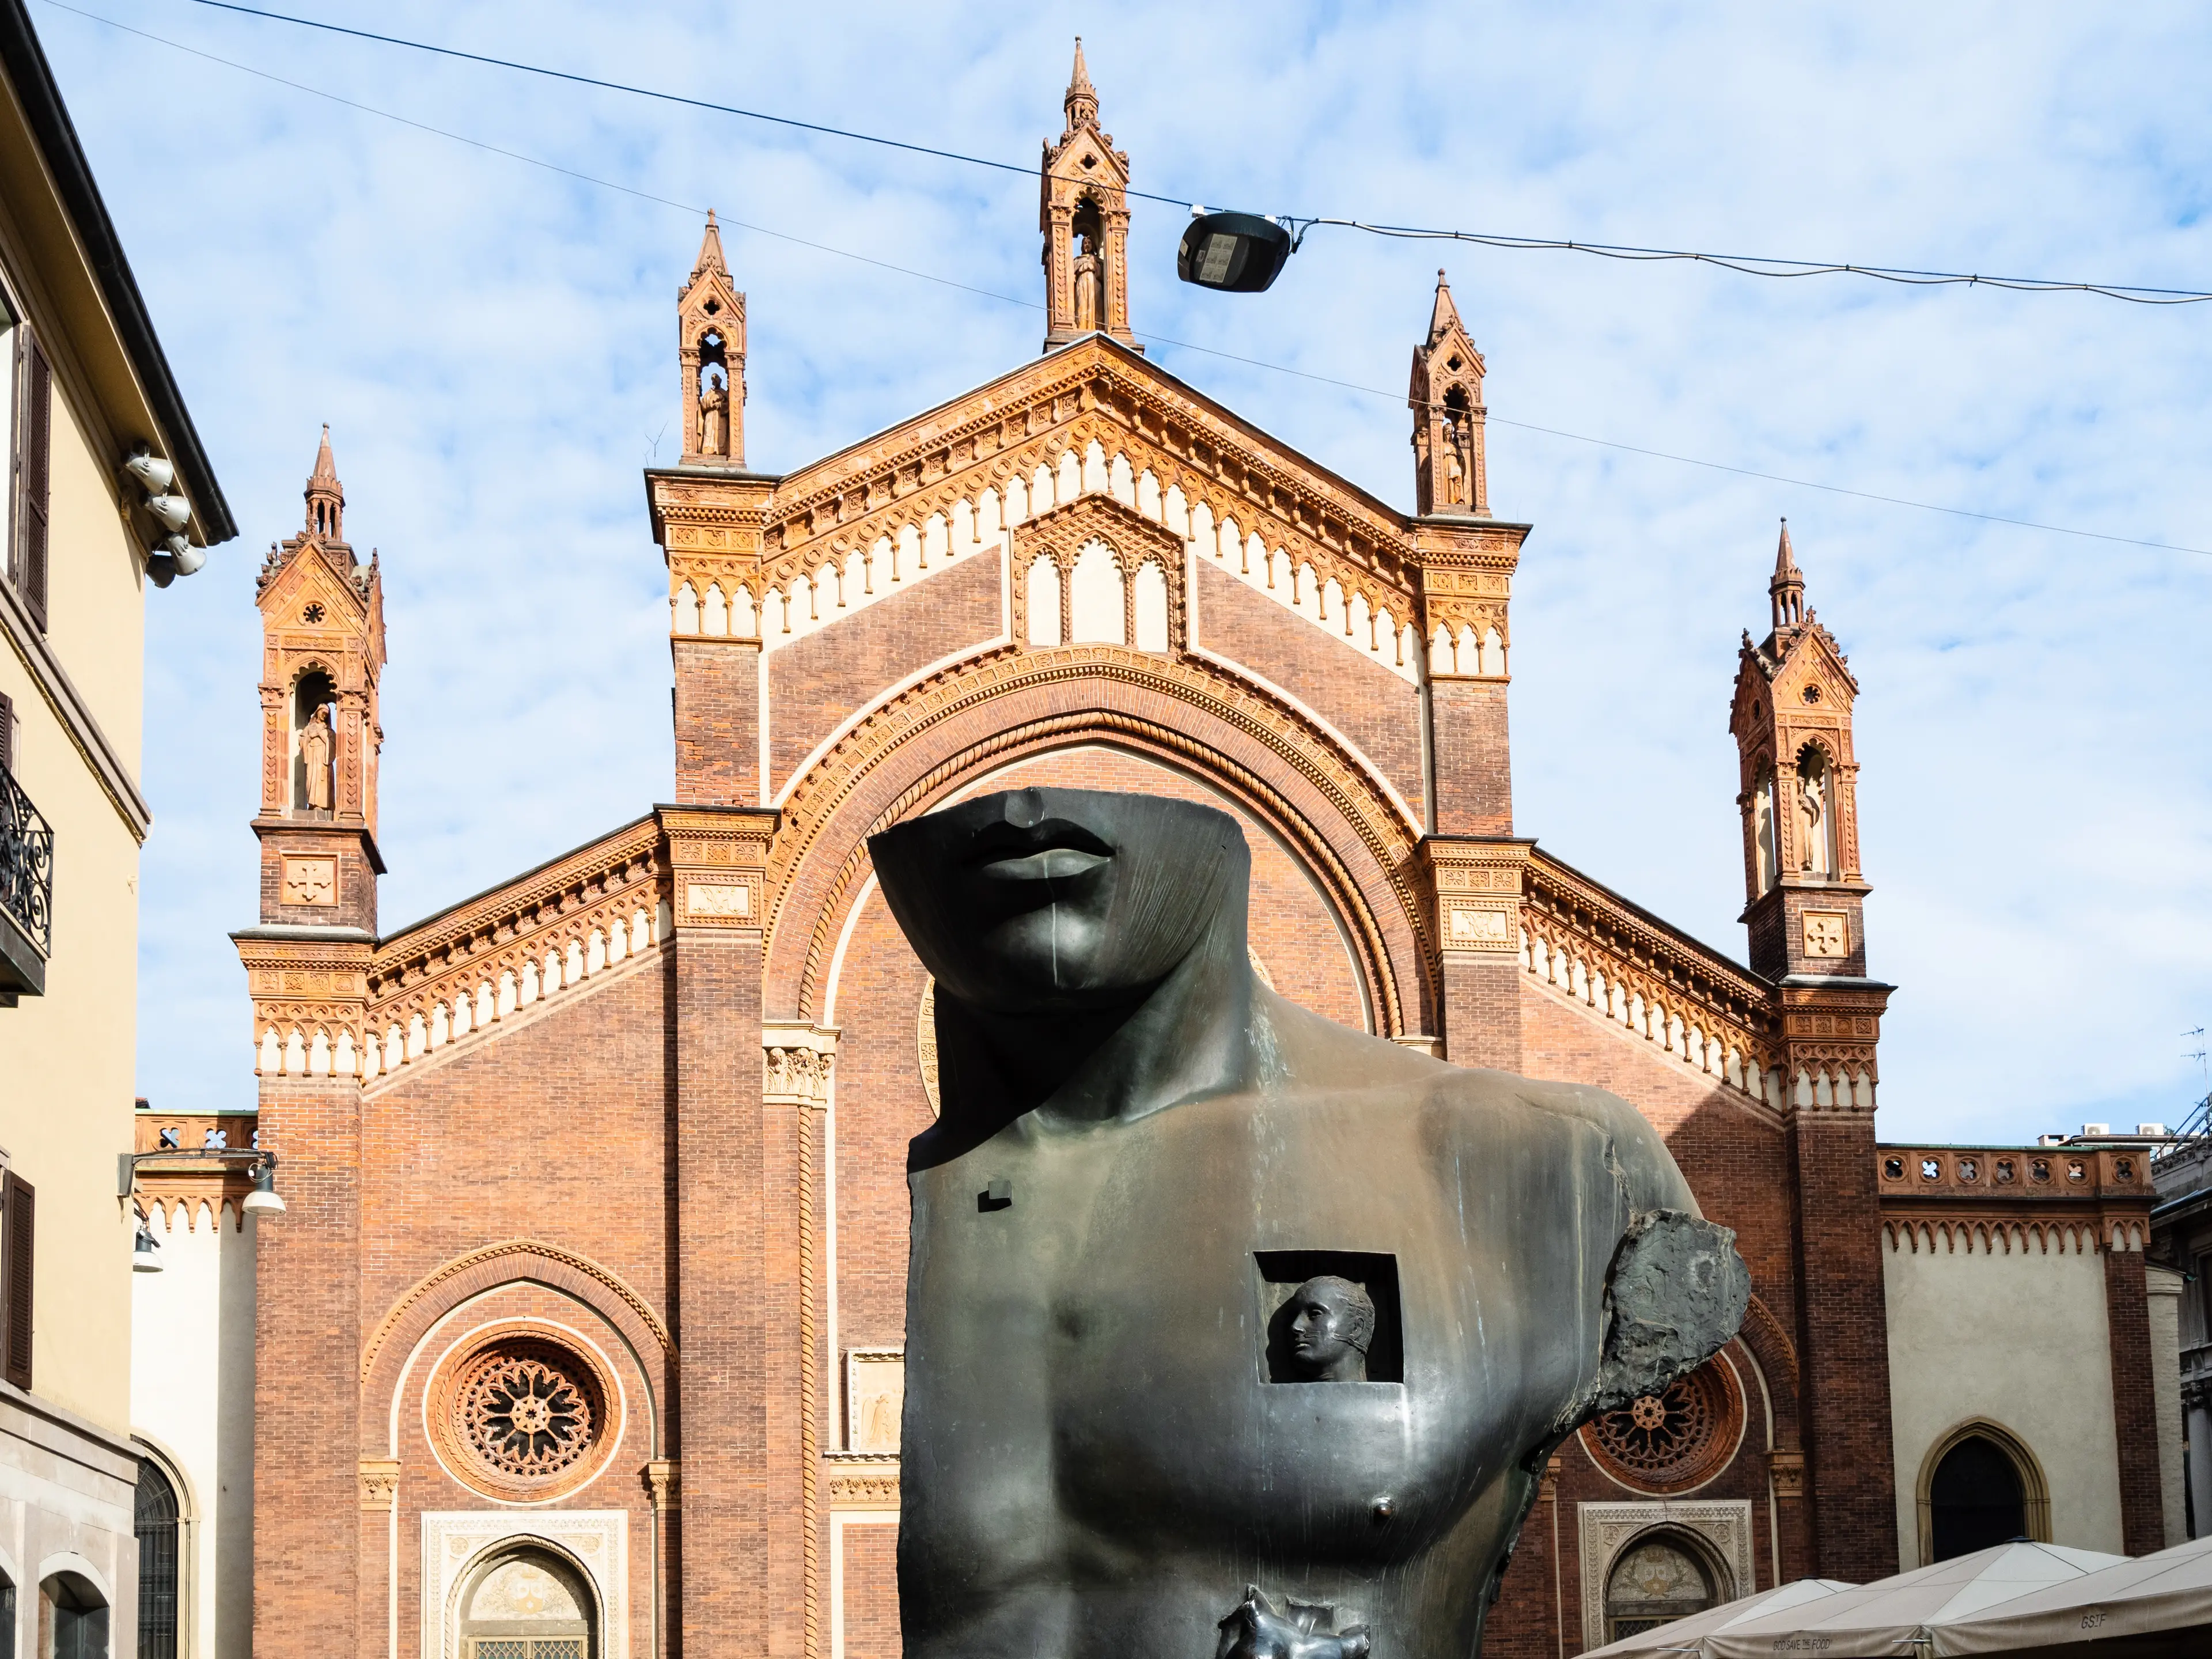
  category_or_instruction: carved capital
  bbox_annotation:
[359,1458,401,1510]
[1768,1448,1806,1500]
[1422,837,1531,958]
[643,1457,679,1512]
[763,1022,840,1107]
[661,806,778,931]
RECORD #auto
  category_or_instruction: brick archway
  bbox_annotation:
[760,645,1435,1038]
[358,1239,673,1456]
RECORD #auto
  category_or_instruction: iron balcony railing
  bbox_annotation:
[0,759,53,999]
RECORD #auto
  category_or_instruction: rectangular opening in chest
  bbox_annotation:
[1253,1249,1403,1384]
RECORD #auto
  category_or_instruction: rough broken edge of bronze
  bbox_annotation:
[1591,1208,1752,1415]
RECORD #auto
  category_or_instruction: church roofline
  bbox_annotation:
[766,332,1432,539]
[373,810,657,953]
[1528,844,1774,1001]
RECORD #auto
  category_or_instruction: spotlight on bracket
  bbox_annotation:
[143,493,192,534]
[123,442,175,494]
[1176,209,1296,294]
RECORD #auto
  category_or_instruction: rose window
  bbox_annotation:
[1581,1359,1741,1494]
[446,1338,608,1494]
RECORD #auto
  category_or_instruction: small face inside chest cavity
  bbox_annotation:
[1256,1251,1403,1384]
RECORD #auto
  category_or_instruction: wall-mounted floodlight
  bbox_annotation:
[143,494,192,534]
[119,1146,286,1217]
[123,443,175,494]
[133,1221,164,1273]
[1177,209,1297,294]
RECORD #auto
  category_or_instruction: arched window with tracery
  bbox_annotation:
[1603,1531,1723,1643]
[458,1549,594,1659]
[134,1456,181,1659]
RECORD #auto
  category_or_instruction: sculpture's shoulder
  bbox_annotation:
[1261,992,1695,1218]
[1423,1067,1699,1218]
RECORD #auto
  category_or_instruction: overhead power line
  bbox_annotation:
[38,0,2212,558]
[179,0,2212,307]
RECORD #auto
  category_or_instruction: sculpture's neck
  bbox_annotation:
[919,912,1256,1168]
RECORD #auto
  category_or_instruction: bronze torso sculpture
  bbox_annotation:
[871,789,1747,1659]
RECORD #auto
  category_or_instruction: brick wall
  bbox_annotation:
[839,1523,900,1659]
[252,1076,363,1659]
[1788,1113,1899,1582]
[1191,560,1425,819]
[2104,1248,2167,1555]
[1430,680,1511,835]
[673,638,761,805]
[768,552,1004,796]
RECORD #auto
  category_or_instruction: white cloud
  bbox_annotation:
[49,0,2211,1139]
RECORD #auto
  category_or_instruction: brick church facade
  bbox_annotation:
[209,50,2180,1659]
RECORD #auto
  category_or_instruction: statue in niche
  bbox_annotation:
[1285,1276,1374,1382]
[1752,777,1777,893]
[1797,771,1829,876]
[1443,422,1465,506]
[1073,230,1103,334]
[298,704,334,810]
[869,787,1747,1659]
[698,368,729,458]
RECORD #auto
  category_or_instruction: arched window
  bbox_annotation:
[1930,1435,2026,1560]
[135,1456,181,1659]
[1916,1422,2049,1565]
[41,1574,107,1659]
[1603,1531,1722,1643]
[459,1548,593,1659]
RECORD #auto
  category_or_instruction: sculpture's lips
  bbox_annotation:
[968,817,1113,882]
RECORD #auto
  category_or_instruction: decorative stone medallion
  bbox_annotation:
[431,1326,620,1502]
[1578,1355,1744,1495]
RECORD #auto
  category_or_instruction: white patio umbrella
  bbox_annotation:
[1702,1542,2127,1659]
[1578,1577,1856,1658]
[1933,1534,2212,1655]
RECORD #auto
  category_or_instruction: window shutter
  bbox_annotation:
[0,688,12,775]
[14,335,48,633]
[1,1172,32,1390]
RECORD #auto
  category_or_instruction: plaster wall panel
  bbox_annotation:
[1883,1240,2123,1560]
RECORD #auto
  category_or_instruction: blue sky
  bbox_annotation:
[41,0,2211,1139]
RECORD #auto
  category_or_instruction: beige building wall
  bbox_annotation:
[1883,1233,2123,1563]
[131,1192,259,1659]
[2146,1263,2186,1549]
[0,342,147,1434]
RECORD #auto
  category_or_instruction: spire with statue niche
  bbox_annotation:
[250,426,387,933]
[1040,39,1138,352]
[1408,271,1487,517]
[678,212,747,465]
[1729,520,1869,982]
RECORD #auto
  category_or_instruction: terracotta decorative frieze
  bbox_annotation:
[1519,853,1779,1105]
